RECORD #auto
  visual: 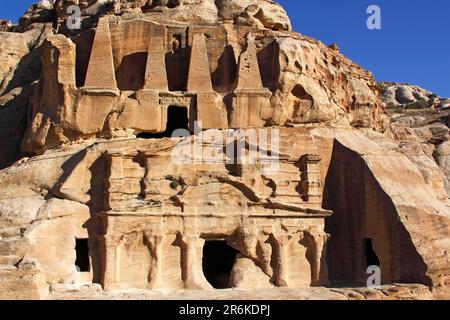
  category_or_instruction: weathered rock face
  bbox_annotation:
[0,20,12,32]
[379,82,450,198]
[274,36,387,129]
[64,0,291,30]
[436,141,450,199]
[0,23,53,168]
[320,129,450,289]
[0,1,449,300]
[1,0,388,160]
[379,82,450,110]
[18,0,291,34]
[2,126,450,299]
[18,9,387,154]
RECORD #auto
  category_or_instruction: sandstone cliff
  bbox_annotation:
[0,1,448,300]
[379,82,450,199]
[0,0,388,165]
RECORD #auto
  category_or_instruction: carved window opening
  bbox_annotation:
[137,105,189,139]
[202,240,239,289]
[364,238,380,268]
[75,238,90,272]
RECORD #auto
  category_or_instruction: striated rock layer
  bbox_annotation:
[0,1,448,300]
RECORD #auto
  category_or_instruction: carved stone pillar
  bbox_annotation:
[181,234,212,290]
[271,233,293,287]
[144,233,165,290]
[231,224,259,259]
[100,234,122,291]
[106,155,124,210]
[305,230,330,286]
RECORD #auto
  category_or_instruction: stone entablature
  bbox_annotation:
[104,132,325,213]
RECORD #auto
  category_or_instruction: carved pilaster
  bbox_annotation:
[304,229,330,286]
[100,234,122,291]
[181,234,212,290]
[230,224,260,259]
[299,154,322,203]
[271,233,294,287]
[144,232,165,290]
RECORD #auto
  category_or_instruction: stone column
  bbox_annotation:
[271,233,293,287]
[181,234,212,290]
[305,230,330,286]
[144,233,165,290]
[100,234,122,291]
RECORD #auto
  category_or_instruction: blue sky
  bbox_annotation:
[2,0,449,96]
[279,0,449,97]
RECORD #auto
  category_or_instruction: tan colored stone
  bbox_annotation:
[20,13,389,153]
[144,36,168,91]
[187,33,213,92]
[0,0,449,301]
[84,17,117,89]
[236,33,263,91]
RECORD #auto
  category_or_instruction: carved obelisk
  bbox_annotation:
[187,33,213,92]
[84,16,117,89]
[236,33,264,91]
[144,36,168,91]
[187,33,228,129]
[230,33,271,128]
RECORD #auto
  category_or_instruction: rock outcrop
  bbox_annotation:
[19,15,388,155]
[0,0,449,300]
[0,1,389,163]
[0,22,53,168]
[379,81,450,110]
[379,82,450,198]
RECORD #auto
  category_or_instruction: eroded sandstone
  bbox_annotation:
[0,0,448,300]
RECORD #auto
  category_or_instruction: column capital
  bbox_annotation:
[102,234,122,247]
[181,234,205,248]
[300,154,321,164]
[271,233,294,246]
[144,232,165,248]
[304,229,330,245]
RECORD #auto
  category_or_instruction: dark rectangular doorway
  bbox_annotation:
[202,240,239,289]
[137,106,189,139]
[75,238,90,272]
[365,238,380,268]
